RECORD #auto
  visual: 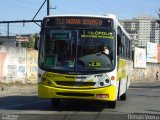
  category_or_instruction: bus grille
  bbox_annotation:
[55,81,96,87]
[56,92,94,97]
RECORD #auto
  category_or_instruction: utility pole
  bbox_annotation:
[0,20,42,37]
[33,0,56,17]
[47,0,50,16]
[47,0,56,16]
[7,23,9,37]
[0,0,56,36]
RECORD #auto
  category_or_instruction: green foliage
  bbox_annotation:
[21,35,35,48]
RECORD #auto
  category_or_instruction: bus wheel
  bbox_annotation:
[51,98,61,107]
[120,93,126,101]
[107,101,116,108]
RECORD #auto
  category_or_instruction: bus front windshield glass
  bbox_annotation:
[39,29,115,72]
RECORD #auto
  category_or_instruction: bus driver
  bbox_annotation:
[100,45,110,55]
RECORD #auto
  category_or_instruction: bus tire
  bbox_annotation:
[107,101,116,108]
[51,98,61,107]
[120,93,126,100]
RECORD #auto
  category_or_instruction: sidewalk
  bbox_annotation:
[130,81,160,88]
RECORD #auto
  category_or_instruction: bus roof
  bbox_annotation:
[45,14,116,20]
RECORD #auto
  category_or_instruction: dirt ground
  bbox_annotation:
[0,85,37,97]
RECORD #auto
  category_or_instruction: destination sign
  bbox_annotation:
[56,18,102,26]
[80,30,114,39]
[44,17,113,28]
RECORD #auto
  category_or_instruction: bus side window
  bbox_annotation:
[117,27,124,57]
[117,34,121,56]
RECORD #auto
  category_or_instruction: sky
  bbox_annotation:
[0,0,160,36]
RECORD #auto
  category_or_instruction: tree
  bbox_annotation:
[21,34,37,49]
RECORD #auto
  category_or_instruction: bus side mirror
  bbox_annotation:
[34,35,40,50]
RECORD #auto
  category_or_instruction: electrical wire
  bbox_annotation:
[0,29,17,36]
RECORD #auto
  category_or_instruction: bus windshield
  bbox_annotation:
[39,28,115,72]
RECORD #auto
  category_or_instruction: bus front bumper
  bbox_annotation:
[38,83,117,101]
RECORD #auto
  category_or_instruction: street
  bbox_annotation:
[0,82,160,120]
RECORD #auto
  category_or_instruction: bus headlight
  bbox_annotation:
[100,82,104,86]
[41,78,53,86]
[42,77,46,81]
[47,80,52,85]
[105,79,110,83]
[98,74,111,87]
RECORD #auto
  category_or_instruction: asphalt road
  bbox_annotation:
[0,82,160,120]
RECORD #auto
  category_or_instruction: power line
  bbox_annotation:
[0,0,53,36]
[0,20,42,24]
[0,29,17,36]
[32,0,47,20]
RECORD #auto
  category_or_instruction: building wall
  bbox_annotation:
[130,63,160,82]
[26,49,38,83]
[0,45,38,83]
[120,16,160,48]
[138,16,151,47]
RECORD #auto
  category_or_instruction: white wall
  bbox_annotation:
[0,45,38,83]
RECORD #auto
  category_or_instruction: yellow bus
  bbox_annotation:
[37,14,132,108]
